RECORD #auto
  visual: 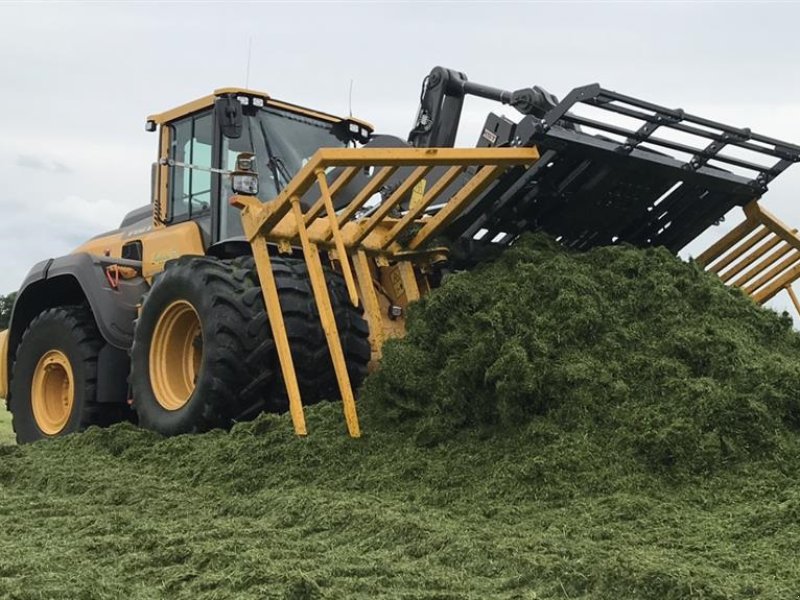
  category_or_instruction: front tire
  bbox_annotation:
[130,256,275,436]
[242,256,371,411]
[9,306,114,444]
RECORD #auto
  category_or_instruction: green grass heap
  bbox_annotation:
[1,234,799,599]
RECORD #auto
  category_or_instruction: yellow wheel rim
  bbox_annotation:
[149,300,203,411]
[32,350,74,436]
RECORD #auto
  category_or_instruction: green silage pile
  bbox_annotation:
[1,234,800,599]
[367,234,800,474]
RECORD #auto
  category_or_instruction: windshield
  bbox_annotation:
[220,107,347,238]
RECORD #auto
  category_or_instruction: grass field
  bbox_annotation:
[1,238,800,598]
[0,404,13,445]
[0,405,799,599]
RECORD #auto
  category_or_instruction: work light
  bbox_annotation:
[231,152,259,196]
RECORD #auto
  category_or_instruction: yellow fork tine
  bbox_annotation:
[304,166,359,226]
[321,166,398,241]
[249,235,307,436]
[290,197,361,438]
[382,165,464,250]
[409,164,504,250]
[316,169,359,307]
[348,166,432,247]
[353,250,384,360]
[786,284,800,316]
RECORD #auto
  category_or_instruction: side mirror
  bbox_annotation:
[215,96,243,139]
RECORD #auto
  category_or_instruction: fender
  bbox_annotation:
[3,253,149,400]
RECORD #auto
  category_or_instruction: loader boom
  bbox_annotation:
[408,66,559,148]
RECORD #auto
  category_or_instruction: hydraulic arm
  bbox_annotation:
[408,66,560,148]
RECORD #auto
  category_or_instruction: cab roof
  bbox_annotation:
[145,87,374,133]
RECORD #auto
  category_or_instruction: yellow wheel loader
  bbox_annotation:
[1,66,798,443]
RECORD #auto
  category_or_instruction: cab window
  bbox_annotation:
[168,111,213,222]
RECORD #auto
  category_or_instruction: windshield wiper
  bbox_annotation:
[268,155,293,187]
[258,120,291,193]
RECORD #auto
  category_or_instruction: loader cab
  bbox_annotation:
[146,89,373,245]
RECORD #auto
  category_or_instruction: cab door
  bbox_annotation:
[159,109,217,243]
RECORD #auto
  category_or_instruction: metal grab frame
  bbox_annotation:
[231,147,540,437]
[697,201,800,314]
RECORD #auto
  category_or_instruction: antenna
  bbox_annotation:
[245,38,253,88]
[349,79,354,117]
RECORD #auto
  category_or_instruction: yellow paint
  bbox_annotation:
[141,222,205,279]
[732,243,793,288]
[290,198,360,437]
[73,233,125,259]
[749,252,800,300]
[708,227,769,275]
[410,179,427,210]
[382,165,463,249]
[324,166,397,239]
[304,167,359,225]
[146,87,369,131]
[695,216,758,268]
[73,221,203,280]
[353,251,385,362]
[383,265,410,306]
[147,94,218,125]
[0,330,8,400]
[31,350,74,436]
[786,284,800,315]
[348,166,432,247]
[699,200,800,312]
[718,232,787,283]
[397,262,421,303]
[409,164,504,250]
[149,300,203,411]
[250,237,307,436]
[316,169,359,307]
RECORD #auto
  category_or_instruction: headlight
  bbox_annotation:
[231,173,259,195]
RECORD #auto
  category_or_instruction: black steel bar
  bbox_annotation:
[580,98,800,163]
[591,89,794,149]
[566,115,778,175]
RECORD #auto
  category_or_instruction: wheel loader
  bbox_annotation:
[1,67,799,443]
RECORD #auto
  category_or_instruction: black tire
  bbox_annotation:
[237,255,371,412]
[130,256,275,436]
[9,306,121,444]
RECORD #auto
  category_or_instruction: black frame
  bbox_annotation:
[445,84,800,254]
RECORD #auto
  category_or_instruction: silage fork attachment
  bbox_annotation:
[231,147,540,437]
[697,201,800,315]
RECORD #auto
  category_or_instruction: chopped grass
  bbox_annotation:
[1,235,799,598]
[0,405,13,445]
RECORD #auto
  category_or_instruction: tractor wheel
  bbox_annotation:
[9,306,121,443]
[130,256,275,436]
[236,256,371,411]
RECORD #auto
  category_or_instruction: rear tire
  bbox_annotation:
[9,306,118,444]
[130,256,275,436]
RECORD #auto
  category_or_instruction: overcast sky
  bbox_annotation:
[1,1,799,313]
